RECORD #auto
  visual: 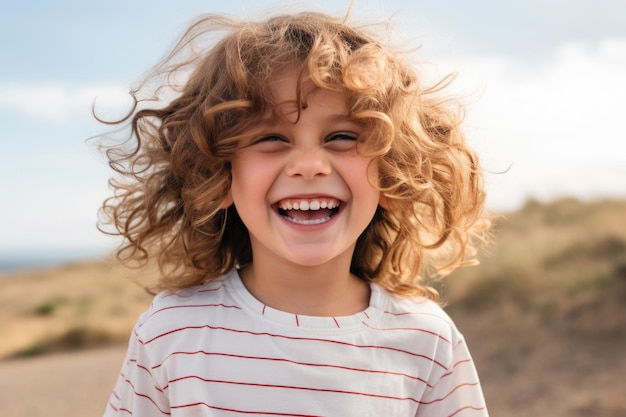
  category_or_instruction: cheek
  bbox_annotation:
[342,157,381,204]
[230,155,276,203]
[365,160,387,208]
[360,159,381,195]
[365,159,380,189]
[229,157,252,203]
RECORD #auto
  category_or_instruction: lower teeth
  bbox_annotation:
[283,216,332,225]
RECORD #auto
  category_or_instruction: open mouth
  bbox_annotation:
[277,198,342,225]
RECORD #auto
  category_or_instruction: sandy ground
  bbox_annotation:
[0,346,126,417]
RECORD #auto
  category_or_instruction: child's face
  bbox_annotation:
[228,67,381,270]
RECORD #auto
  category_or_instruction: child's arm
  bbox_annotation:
[416,336,489,417]
[102,324,170,416]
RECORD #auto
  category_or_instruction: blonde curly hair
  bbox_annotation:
[98,11,490,299]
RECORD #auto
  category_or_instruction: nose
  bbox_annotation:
[284,147,332,179]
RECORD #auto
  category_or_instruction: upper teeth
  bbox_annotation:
[279,199,339,211]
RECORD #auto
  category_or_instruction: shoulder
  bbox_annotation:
[148,273,232,313]
[134,270,240,341]
[369,288,470,377]
[376,288,463,346]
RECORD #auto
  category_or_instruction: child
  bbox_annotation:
[99,9,491,417]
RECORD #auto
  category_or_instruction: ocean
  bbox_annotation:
[0,247,111,274]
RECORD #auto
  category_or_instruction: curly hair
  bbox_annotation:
[97,11,490,299]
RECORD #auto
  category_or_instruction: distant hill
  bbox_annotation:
[445,198,626,333]
[443,198,626,417]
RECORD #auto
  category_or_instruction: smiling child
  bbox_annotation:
[100,10,491,417]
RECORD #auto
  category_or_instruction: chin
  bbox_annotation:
[283,253,341,268]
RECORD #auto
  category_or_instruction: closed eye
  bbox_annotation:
[327,132,358,141]
[325,131,359,152]
[248,134,290,152]
[255,134,287,143]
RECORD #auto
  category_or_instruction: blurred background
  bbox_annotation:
[1,1,625,416]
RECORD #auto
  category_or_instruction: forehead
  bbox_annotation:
[267,66,349,120]
[269,66,309,98]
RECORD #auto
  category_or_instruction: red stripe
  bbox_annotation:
[107,402,121,413]
[423,358,473,381]
[123,379,170,415]
[169,375,425,404]
[332,317,340,328]
[160,283,224,297]
[453,358,472,369]
[420,382,480,405]
[130,359,154,376]
[383,310,453,325]
[295,314,300,326]
[140,303,241,326]
[362,322,451,343]
[171,402,322,416]
[154,350,432,387]
[127,359,165,393]
[447,405,487,417]
[142,325,447,369]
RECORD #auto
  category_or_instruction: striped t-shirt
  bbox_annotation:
[104,268,488,416]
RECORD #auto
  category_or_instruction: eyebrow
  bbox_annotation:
[260,103,358,124]
[330,114,359,123]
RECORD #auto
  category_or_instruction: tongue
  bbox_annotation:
[284,208,334,221]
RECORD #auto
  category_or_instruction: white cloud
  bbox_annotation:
[434,37,626,211]
[0,82,132,124]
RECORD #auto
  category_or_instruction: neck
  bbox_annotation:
[238,258,370,317]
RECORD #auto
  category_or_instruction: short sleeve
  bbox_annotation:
[102,323,170,416]
[415,336,489,417]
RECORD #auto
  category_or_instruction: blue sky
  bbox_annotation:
[1,0,625,256]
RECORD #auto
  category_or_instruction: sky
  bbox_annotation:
[1,0,625,258]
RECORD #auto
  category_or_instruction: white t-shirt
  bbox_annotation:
[103,269,488,416]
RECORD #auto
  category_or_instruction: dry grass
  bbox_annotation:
[0,259,157,359]
[443,199,626,323]
[441,198,626,417]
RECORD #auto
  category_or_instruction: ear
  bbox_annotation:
[221,190,234,209]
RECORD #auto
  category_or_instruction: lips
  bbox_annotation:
[277,197,342,225]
